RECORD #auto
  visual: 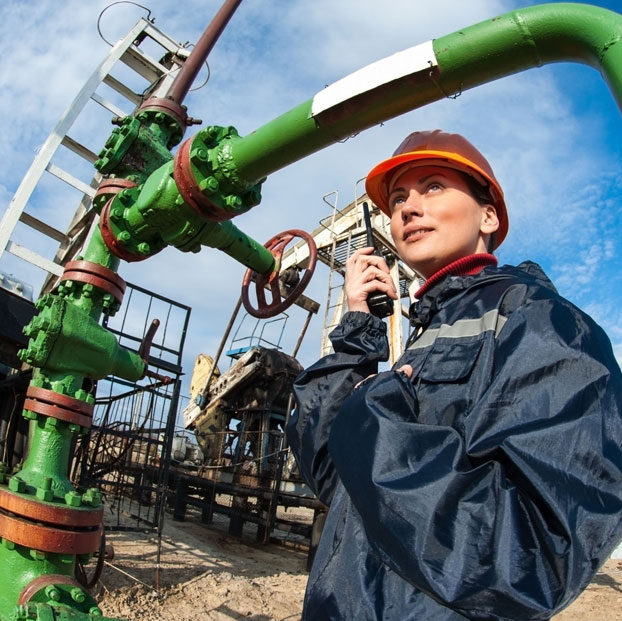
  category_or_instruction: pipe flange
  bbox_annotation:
[26,386,93,415]
[94,116,140,174]
[0,487,103,526]
[24,386,93,429]
[18,575,84,605]
[173,136,226,220]
[0,509,102,554]
[93,177,138,213]
[99,198,147,263]
[60,260,126,306]
[23,399,92,428]
[173,126,263,222]
[137,97,189,148]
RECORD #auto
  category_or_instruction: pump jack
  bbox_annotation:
[0,2,621,619]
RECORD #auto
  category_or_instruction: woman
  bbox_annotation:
[286,130,622,620]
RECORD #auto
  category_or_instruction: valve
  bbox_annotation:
[241,229,317,319]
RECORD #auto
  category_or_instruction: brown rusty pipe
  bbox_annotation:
[166,0,243,104]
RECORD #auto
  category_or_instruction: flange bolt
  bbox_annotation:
[118,231,131,245]
[70,588,86,603]
[8,476,25,493]
[83,487,102,508]
[45,585,61,602]
[65,490,82,507]
[36,477,54,502]
[137,242,151,256]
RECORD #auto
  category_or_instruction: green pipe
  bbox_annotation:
[61,228,121,321]
[83,226,120,273]
[223,3,622,189]
[117,160,275,273]
[434,3,622,108]
[17,416,75,497]
[197,219,276,273]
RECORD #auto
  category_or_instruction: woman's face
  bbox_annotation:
[388,165,499,279]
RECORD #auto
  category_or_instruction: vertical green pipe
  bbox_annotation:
[17,415,76,496]
[82,226,120,272]
[0,188,121,620]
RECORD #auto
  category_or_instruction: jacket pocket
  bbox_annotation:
[418,337,484,383]
[416,337,487,427]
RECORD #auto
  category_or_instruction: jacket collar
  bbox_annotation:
[409,259,557,328]
[414,254,498,299]
[409,254,497,329]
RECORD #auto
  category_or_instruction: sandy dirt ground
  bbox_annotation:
[96,516,622,620]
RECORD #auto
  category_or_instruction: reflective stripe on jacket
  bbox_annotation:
[286,262,622,620]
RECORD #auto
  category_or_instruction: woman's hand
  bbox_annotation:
[354,364,413,389]
[345,247,398,313]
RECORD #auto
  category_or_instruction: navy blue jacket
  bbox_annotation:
[287,262,622,620]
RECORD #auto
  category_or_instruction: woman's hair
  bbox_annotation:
[460,172,497,253]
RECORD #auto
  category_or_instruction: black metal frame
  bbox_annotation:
[72,281,190,532]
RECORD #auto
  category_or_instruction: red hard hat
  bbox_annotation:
[365,130,508,248]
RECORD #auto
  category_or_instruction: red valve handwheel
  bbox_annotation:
[241,229,317,319]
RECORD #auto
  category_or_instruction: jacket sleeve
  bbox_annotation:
[328,295,622,620]
[286,311,389,504]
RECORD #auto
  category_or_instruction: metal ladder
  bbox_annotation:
[319,192,348,356]
[0,18,190,295]
[315,193,413,362]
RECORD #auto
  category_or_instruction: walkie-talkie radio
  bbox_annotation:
[362,201,394,318]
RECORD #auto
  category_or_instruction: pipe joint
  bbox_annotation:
[173,125,264,222]
[136,97,191,149]
[18,294,146,382]
[94,113,174,181]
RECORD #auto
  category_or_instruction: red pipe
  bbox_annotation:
[166,0,243,104]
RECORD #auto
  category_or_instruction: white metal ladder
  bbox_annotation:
[0,18,189,294]
[311,194,411,362]
[319,192,349,357]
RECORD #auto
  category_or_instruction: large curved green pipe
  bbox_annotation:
[224,3,622,188]
[435,2,622,107]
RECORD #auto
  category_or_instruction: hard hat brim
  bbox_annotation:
[365,149,508,249]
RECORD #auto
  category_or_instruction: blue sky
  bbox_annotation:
[1,0,621,398]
